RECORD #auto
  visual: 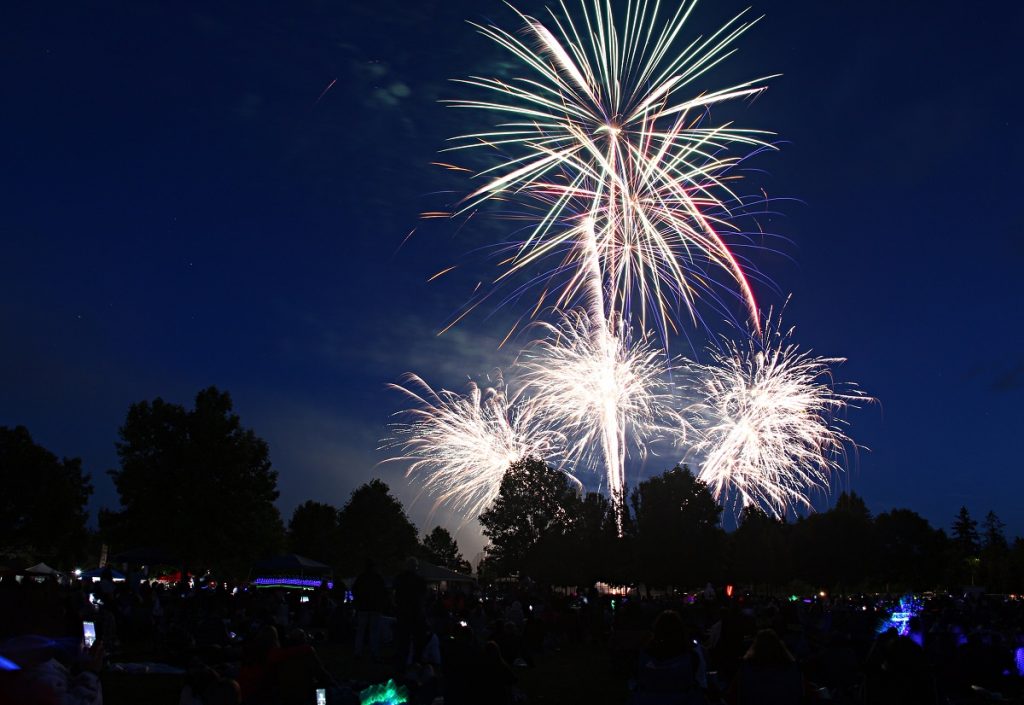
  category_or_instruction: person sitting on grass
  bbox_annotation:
[632,609,705,705]
[725,628,806,705]
[237,625,336,705]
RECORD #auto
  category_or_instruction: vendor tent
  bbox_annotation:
[80,567,125,582]
[24,563,61,577]
[252,554,331,576]
[416,561,475,586]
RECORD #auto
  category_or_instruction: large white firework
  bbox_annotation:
[517,309,687,504]
[687,320,865,518]
[385,373,562,520]
[445,0,775,335]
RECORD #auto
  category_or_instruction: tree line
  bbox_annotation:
[0,387,469,579]
[478,457,1024,593]
[3,385,1023,591]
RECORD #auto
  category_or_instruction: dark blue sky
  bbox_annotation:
[2,0,1021,559]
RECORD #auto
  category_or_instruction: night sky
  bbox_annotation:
[2,0,1022,560]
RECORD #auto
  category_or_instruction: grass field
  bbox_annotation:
[100,636,630,705]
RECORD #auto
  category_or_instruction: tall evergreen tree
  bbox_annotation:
[980,510,1009,590]
[981,510,1007,551]
[951,506,980,555]
[950,506,981,586]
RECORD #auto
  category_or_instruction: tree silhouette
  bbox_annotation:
[422,526,471,574]
[336,479,419,575]
[872,508,946,590]
[288,500,340,565]
[102,387,284,576]
[982,510,1007,551]
[951,506,980,555]
[630,466,723,589]
[980,510,1009,589]
[728,505,789,590]
[479,457,580,574]
[0,426,93,566]
[570,491,623,584]
[950,506,981,586]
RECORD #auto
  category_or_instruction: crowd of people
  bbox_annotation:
[2,561,1024,705]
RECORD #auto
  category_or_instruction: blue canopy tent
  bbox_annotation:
[251,554,333,590]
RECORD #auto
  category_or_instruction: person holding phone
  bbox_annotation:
[82,621,97,649]
[0,632,105,705]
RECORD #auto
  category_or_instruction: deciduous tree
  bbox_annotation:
[630,466,723,589]
[479,457,580,574]
[288,500,340,565]
[336,479,419,575]
[422,526,471,574]
[102,387,284,576]
[0,426,93,566]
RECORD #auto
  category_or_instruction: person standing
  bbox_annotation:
[351,558,388,661]
[392,557,427,667]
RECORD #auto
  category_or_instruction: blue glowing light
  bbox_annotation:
[0,655,20,671]
[877,595,923,636]
[1015,646,1024,677]
[253,577,333,590]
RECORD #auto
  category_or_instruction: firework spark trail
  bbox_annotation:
[686,316,866,518]
[517,308,687,514]
[446,0,777,336]
[383,373,562,521]
[579,215,623,509]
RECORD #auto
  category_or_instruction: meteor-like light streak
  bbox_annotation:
[687,317,865,518]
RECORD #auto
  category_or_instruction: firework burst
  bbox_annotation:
[517,308,686,503]
[387,2,869,528]
[686,316,866,518]
[384,373,561,520]
[445,0,776,335]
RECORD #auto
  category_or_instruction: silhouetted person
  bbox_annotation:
[496,620,532,668]
[392,556,427,667]
[865,634,938,705]
[352,558,388,660]
[632,609,703,705]
[238,625,335,705]
[480,640,518,705]
[726,629,805,705]
[205,677,242,705]
[441,623,481,705]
